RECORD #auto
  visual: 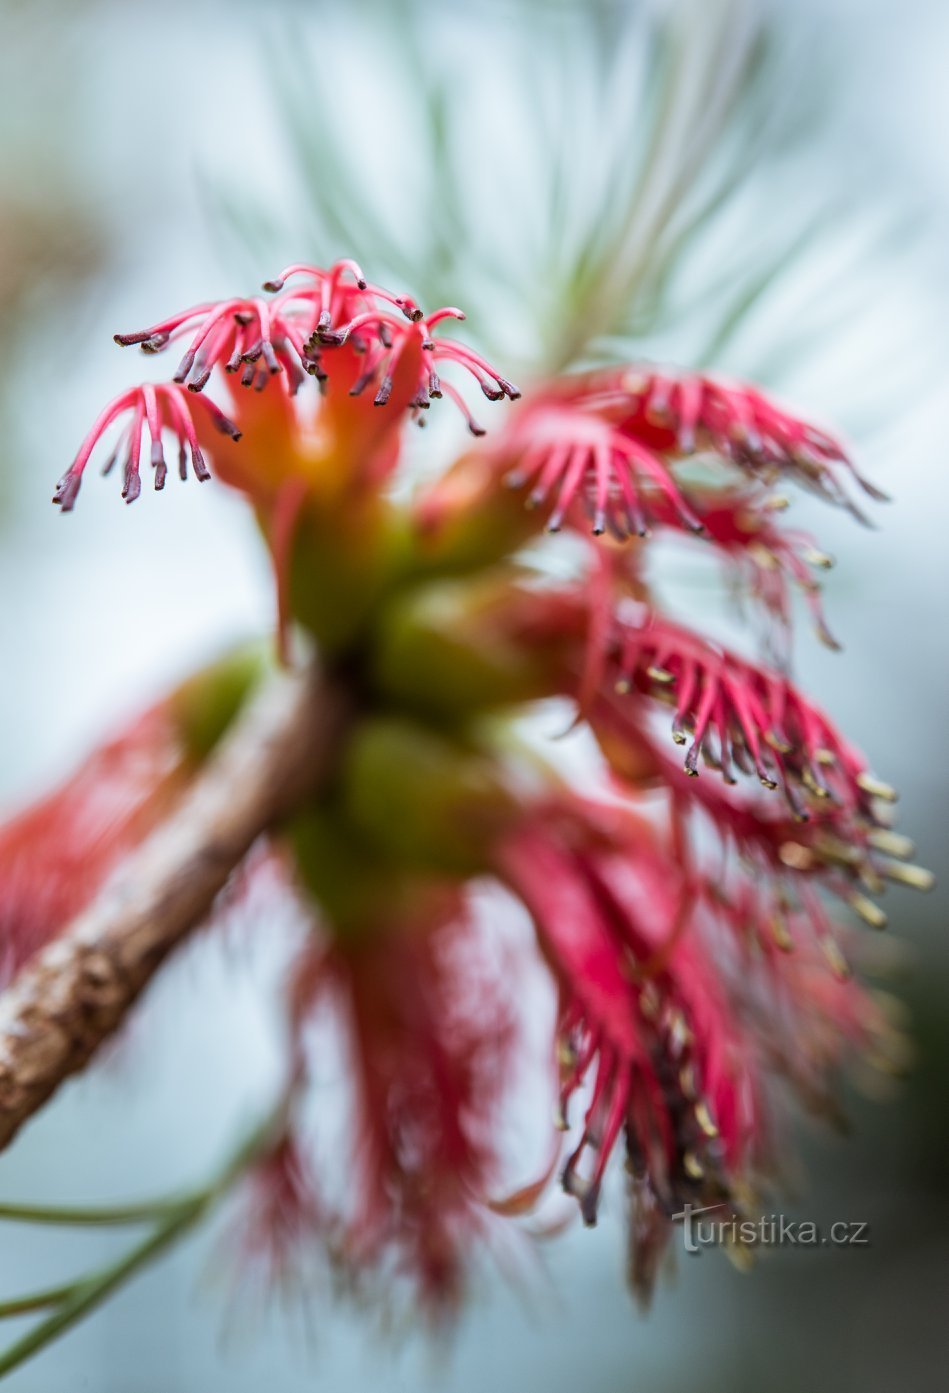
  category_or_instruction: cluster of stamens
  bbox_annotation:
[557,976,744,1232]
[114,259,519,426]
[53,384,240,511]
[503,404,703,537]
[609,609,884,822]
[585,366,888,520]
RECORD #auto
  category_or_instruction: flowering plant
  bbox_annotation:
[0,3,932,1377]
[0,245,929,1364]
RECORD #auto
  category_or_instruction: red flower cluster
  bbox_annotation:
[16,256,926,1313]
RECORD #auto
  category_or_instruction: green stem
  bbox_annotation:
[0,1196,209,1377]
[0,1282,82,1320]
[0,1105,282,1380]
[0,1196,196,1227]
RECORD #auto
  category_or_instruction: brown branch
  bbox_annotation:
[0,663,345,1153]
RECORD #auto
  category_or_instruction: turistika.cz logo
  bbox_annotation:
[675,1204,871,1254]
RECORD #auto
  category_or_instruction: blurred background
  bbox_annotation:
[0,0,947,1387]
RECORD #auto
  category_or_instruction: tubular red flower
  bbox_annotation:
[61,262,518,517]
[496,796,907,1299]
[589,693,932,949]
[114,262,519,430]
[302,282,521,432]
[485,361,883,545]
[53,383,240,511]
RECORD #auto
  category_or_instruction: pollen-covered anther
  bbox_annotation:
[856,772,898,803]
[867,829,915,859]
[768,914,795,952]
[848,892,888,930]
[53,384,238,511]
[880,861,935,892]
[694,1100,719,1138]
[820,936,851,982]
[682,1151,705,1181]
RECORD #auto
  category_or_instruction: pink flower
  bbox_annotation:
[501,400,703,536]
[52,382,240,511]
[604,607,875,814]
[301,279,520,430]
[494,365,885,539]
[496,794,907,1296]
[113,259,369,394]
[594,365,887,516]
[111,260,518,434]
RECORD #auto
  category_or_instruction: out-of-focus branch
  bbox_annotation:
[0,663,344,1153]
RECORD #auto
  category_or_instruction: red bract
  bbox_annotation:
[53,383,240,511]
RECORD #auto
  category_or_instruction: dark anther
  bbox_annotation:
[53,473,81,511]
[173,349,196,384]
[191,447,211,482]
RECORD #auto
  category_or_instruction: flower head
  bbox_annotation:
[493,366,886,541]
[113,260,518,428]
[60,260,518,529]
